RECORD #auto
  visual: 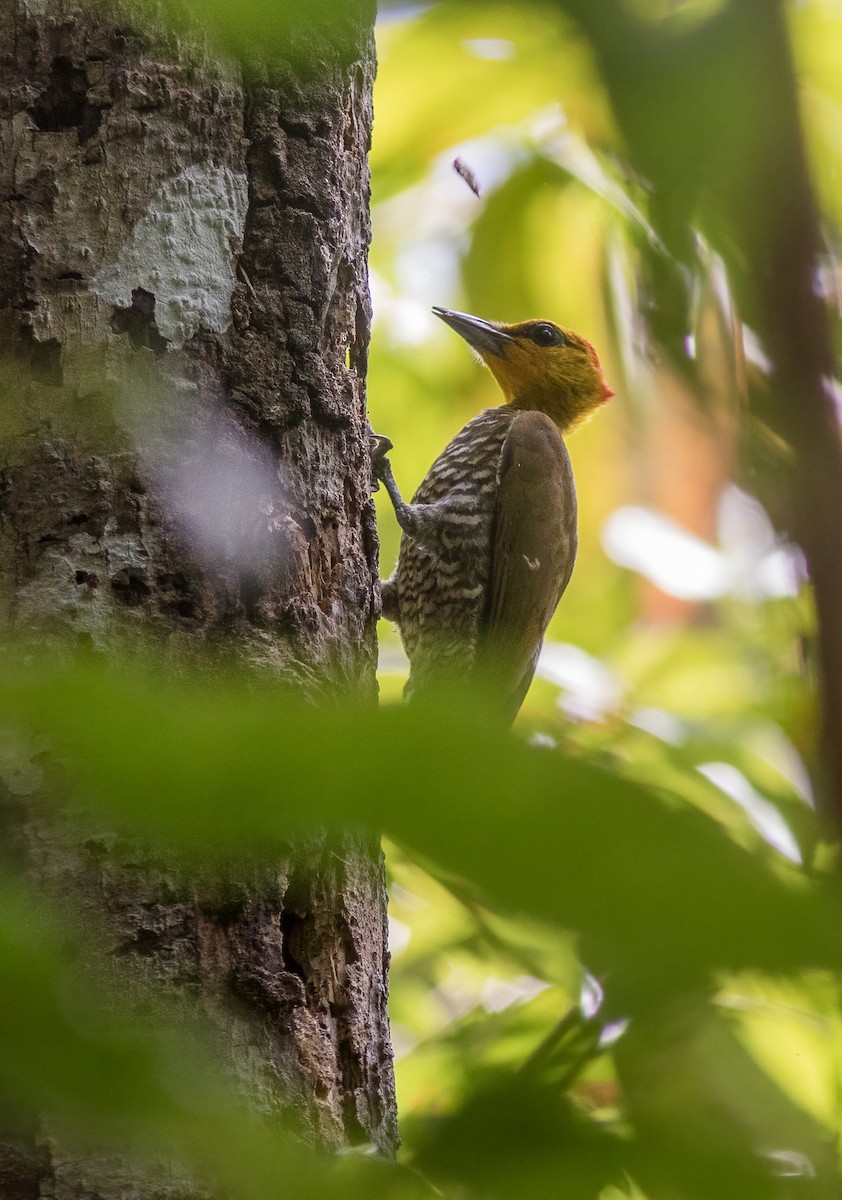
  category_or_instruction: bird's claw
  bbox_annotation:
[370,433,393,459]
[369,433,394,492]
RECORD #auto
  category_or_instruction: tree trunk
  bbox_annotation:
[0,0,397,1191]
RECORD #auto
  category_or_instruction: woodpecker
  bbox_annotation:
[372,307,613,723]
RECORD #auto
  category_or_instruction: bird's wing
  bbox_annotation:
[477,410,578,722]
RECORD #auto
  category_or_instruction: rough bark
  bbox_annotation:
[0,0,396,1190]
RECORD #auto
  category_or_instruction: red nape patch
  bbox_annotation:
[583,338,600,367]
[584,338,614,400]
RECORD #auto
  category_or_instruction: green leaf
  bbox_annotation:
[0,872,428,1199]
[0,654,839,1009]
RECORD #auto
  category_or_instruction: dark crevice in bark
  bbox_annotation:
[0,1134,52,1200]
[28,56,103,144]
[114,925,166,958]
[111,287,169,354]
[109,566,152,606]
[279,907,308,980]
[15,326,63,385]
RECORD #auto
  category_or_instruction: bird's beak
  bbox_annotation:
[432,307,513,358]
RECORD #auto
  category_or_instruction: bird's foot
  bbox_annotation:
[369,433,394,493]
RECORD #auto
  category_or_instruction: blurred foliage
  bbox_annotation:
[124,0,376,65]
[2,657,842,1197]
[0,871,406,1200]
[5,0,842,1198]
[368,0,842,1196]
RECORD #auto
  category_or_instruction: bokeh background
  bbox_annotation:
[369,0,842,1189]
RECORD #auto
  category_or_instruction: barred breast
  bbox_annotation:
[394,407,517,699]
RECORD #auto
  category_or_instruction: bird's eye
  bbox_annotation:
[531,323,566,348]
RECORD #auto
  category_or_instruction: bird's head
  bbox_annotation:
[433,306,613,432]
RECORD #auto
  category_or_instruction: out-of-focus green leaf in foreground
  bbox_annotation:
[0,654,837,1004]
[117,0,375,63]
[0,873,428,1200]
[2,652,842,1196]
